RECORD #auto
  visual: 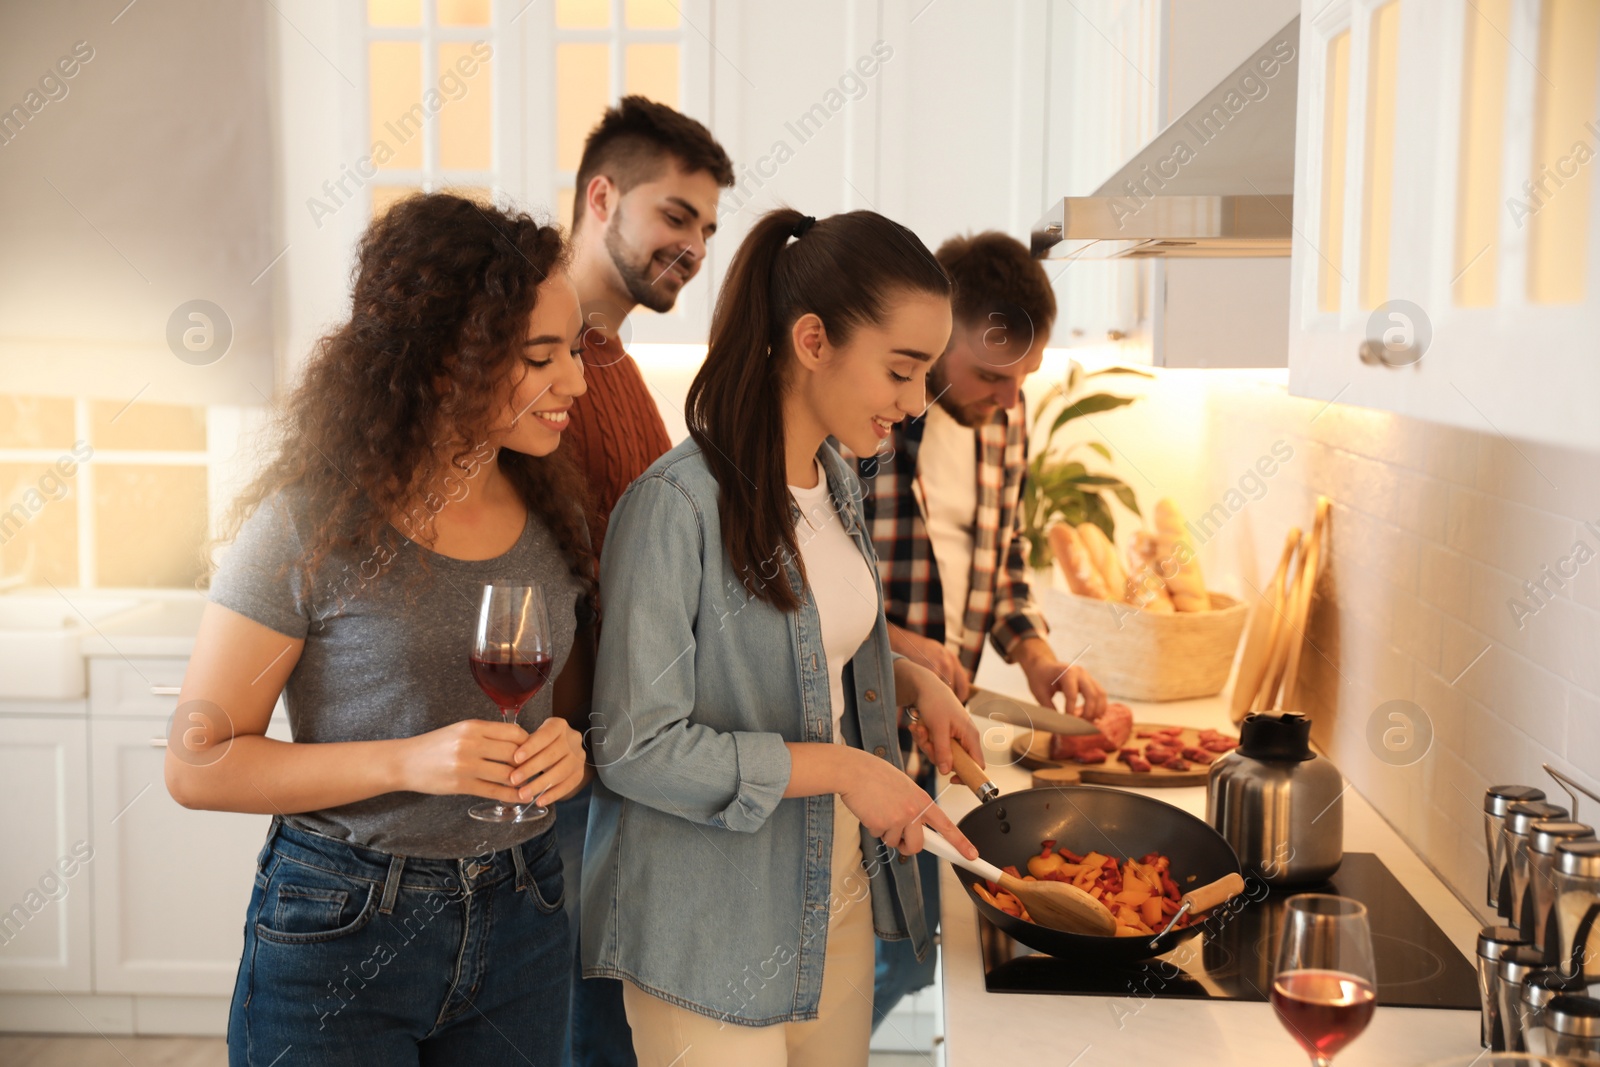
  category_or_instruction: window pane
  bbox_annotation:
[556,0,609,28]
[1528,0,1599,305]
[0,396,75,449]
[439,42,493,170]
[625,43,678,108]
[625,0,678,29]
[1318,31,1351,314]
[0,462,79,586]
[557,43,610,172]
[367,0,421,26]
[370,41,425,171]
[90,400,206,452]
[438,0,491,26]
[1359,1,1401,311]
[372,184,421,218]
[1454,0,1509,307]
[93,466,208,588]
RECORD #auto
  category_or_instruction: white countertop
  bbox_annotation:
[936,665,1484,1066]
[79,594,205,658]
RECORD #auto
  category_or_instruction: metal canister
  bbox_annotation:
[1555,840,1600,979]
[1499,944,1553,1052]
[1528,821,1595,962]
[1520,969,1595,1054]
[1488,786,1548,911]
[1479,926,1531,1049]
[1541,993,1600,1059]
[1206,712,1343,886]
[1507,802,1570,936]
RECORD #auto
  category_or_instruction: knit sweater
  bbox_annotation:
[565,329,672,553]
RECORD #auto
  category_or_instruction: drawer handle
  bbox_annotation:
[150,686,181,696]
[148,738,168,748]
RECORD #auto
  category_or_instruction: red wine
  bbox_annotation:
[470,653,554,711]
[1271,969,1376,1059]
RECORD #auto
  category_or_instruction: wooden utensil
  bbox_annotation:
[921,828,1118,935]
[1231,526,1302,724]
[1253,537,1307,712]
[1278,496,1331,709]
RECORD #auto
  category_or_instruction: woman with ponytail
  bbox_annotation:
[583,208,985,1066]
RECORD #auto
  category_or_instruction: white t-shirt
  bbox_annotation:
[791,461,878,740]
[917,403,978,652]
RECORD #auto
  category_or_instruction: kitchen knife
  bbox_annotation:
[965,686,1102,736]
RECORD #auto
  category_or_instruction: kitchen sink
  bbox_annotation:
[0,593,155,699]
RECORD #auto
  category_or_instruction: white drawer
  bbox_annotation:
[87,657,190,719]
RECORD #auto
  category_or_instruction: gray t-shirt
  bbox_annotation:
[209,489,586,858]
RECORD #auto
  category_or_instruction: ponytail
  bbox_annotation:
[687,207,950,612]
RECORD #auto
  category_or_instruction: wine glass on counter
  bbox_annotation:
[1272,894,1378,1067]
[467,580,555,823]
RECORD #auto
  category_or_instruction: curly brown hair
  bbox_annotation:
[219,192,596,609]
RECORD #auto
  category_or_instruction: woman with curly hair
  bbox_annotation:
[166,193,592,1066]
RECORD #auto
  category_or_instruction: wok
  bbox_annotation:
[944,762,1243,965]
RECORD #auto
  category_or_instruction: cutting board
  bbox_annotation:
[1012,724,1233,787]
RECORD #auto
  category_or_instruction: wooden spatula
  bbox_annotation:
[921,828,1118,935]
[1278,496,1331,709]
[1231,526,1302,724]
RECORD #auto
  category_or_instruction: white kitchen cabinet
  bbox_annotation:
[716,0,1159,351]
[88,716,271,997]
[86,657,283,997]
[1288,0,1600,450]
[0,714,92,993]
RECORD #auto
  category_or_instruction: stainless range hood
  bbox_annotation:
[1033,17,1300,261]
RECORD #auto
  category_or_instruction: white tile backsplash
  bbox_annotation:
[1037,366,1600,919]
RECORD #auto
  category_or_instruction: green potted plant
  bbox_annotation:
[1020,363,1150,572]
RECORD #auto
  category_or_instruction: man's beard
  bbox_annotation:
[604,214,680,314]
[927,360,986,427]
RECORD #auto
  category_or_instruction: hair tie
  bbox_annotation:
[791,215,817,239]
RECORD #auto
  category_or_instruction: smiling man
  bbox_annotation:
[564,95,734,549]
[557,96,733,1067]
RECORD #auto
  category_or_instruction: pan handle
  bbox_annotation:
[1181,872,1246,914]
[948,745,998,803]
[1148,872,1248,947]
[921,827,1004,884]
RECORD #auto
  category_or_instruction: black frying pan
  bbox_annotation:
[941,751,1242,965]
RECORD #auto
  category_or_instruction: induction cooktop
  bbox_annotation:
[975,852,1480,1010]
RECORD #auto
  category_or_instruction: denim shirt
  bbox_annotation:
[581,437,930,1026]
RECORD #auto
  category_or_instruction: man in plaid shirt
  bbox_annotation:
[860,231,1106,1027]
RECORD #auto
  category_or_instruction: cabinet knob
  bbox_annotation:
[150,686,181,696]
[148,738,169,748]
[1358,338,1422,367]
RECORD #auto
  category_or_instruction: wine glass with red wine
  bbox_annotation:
[1272,894,1378,1067]
[467,580,555,823]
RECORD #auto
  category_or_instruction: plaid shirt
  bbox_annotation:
[856,402,1048,674]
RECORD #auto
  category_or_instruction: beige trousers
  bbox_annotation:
[623,800,877,1067]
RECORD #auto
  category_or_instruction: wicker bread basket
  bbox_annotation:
[1035,585,1248,701]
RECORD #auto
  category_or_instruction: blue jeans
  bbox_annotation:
[872,758,940,1030]
[227,817,569,1066]
[554,785,635,1067]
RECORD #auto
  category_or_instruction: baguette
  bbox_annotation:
[1076,522,1127,599]
[1154,499,1211,611]
[1125,533,1176,612]
[1049,523,1110,599]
